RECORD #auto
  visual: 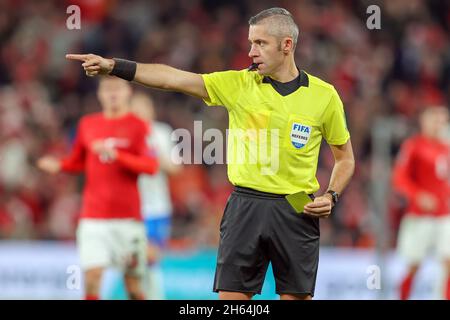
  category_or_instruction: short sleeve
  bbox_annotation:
[201,70,246,110]
[321,88,350,145]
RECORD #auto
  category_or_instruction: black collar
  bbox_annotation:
[262,70,309,96]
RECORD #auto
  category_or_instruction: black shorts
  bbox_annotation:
[213,186,320,296]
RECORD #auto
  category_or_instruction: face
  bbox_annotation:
[248,23,289,76]
[97,77,132,115]
[130,94,155,122]
[420,107,449,139]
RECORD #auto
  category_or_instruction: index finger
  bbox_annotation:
[66,54,89,61]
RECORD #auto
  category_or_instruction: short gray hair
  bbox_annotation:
[248,7,299,48]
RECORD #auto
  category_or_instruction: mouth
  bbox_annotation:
[248,62,262,71]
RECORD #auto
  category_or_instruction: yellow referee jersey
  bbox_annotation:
[202,69,350,195]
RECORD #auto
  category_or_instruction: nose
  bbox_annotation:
[248,44,259,58]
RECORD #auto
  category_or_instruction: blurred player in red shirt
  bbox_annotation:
[392,106,449,300]
[37,77,159,300]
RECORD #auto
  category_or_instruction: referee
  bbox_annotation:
[67,7,355,300]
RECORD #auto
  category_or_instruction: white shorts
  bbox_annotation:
[76,219,147,277]
[397,215,450,264]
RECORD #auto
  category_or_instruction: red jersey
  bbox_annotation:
[392,134,449,217]
[60,112,159,220]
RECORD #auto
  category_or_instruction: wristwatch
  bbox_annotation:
[326,190,339,206]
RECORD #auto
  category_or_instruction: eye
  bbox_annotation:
[255,40,266,47]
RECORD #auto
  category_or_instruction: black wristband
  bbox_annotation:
[110,58,137,81]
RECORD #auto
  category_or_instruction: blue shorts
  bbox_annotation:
[144,216,171,248]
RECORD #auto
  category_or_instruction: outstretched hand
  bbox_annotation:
[37,156,61,174]
[66,54,115,77]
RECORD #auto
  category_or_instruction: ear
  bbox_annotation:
[282,38,294,53]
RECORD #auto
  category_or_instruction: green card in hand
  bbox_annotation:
[285,191,313,214]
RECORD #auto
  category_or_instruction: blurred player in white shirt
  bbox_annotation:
[130,92,181,299]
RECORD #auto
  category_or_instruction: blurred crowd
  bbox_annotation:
[0,0,449,248]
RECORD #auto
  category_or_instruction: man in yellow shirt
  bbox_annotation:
[67,7,355,300]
